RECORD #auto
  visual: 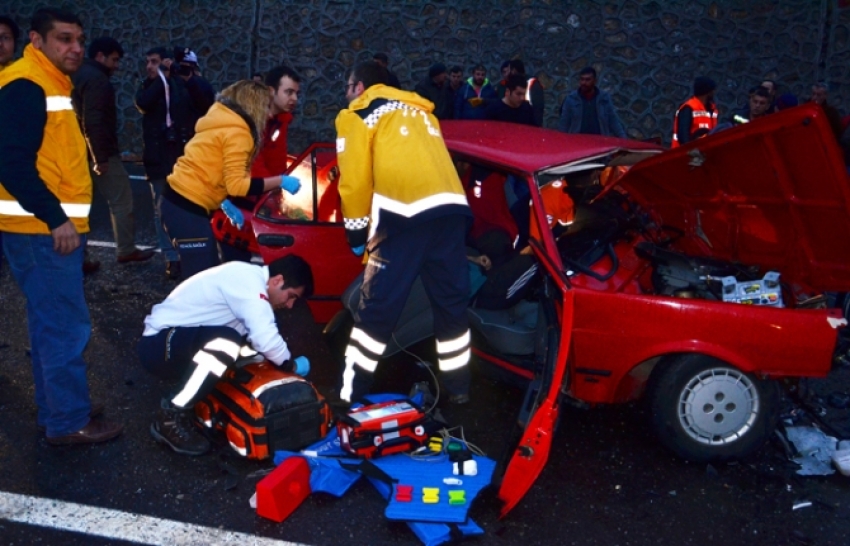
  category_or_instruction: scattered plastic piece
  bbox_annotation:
[422,487,439,504]
[784,426,838,476]
[396,484,413,502]
[792,501,813,511]
[832,450,850,477]
[448,490,466,506]
[453,459,478,476]
[255,456,311,522]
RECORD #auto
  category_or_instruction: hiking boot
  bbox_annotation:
[38,401,105,433]
[150,399,210,456]
[45,418,123,445]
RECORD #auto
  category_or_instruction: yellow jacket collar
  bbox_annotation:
[349,84,435,113]
[23,43,73,93]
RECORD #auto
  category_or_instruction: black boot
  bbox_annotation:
[150,398,210,456]
[441,367,471,405]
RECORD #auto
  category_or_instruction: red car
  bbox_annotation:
[214,104,850,516]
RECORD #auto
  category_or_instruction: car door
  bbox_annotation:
[497,171,576,517]
[251,143,364,323]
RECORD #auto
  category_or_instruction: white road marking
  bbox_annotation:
[0,491,310,546]
[86,240,158,252]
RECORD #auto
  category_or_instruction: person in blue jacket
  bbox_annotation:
[558,66,626,138]
[454,64,497,120]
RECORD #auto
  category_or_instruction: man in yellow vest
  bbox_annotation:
[0,14,20,278]
[0,7,123,445]
[672,77,718,148]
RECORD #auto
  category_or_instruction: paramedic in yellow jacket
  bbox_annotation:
[161,79,303,280]
[336,61,473,403]
[0,8,123,445]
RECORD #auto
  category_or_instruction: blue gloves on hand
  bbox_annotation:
[221,199,244,230]
[293,356,310,376]
[280,175,301,195]
[351,244,365,257]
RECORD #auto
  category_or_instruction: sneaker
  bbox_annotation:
[150,398,210,456]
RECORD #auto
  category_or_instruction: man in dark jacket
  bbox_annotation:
[485,74,537,126]
[559,66,626,138]
[507,59,545,127]
[71,37,154,264]
[455,64,498,120]
[135,46,213,279]
[414,62,452,120]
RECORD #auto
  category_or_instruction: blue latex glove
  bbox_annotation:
[280,175,301,195]
[293,356,310,376]
[220,199,244,230]
[351,244,365,257]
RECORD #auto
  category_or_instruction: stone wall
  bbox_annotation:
[2,0,847,154]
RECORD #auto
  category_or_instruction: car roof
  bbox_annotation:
[440,120,663,174]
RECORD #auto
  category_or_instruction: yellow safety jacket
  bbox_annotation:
[167,100,258,214]
[0,45,92,234]
[335,84,468,247]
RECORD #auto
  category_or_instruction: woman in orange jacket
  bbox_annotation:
[161,80,301,280]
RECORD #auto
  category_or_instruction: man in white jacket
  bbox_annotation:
[138,254,314,455]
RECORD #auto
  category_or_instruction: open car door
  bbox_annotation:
[496,170,577,517]
[250,143,364,323]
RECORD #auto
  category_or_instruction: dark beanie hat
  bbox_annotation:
[693,77,716,96]
[429,63,447,78]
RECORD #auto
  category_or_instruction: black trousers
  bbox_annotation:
[138,326,244,408]
[345,214,471,399]
[160,193,220,280]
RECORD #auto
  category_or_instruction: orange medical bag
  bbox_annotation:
[195,361,332,460]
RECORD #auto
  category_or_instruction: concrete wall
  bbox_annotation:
[2,0,846,154]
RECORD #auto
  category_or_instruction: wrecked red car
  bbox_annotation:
[214,103,850,515]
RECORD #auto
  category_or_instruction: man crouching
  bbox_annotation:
[138,255,314,455]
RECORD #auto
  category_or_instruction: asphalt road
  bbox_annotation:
[1,170,849,546]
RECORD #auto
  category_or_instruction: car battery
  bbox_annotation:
[337,400,431,458]
[719,271,783,307]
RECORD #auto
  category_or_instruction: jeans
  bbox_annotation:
[2,232,93,436]
[148,178,179,262]
[90,155,137,257]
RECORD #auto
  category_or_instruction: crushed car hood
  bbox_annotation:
[620,103,850,292]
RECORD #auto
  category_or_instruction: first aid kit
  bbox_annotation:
[337,400,433,458]
[195,361,332,460]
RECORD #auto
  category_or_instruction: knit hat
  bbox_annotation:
[693,76,716,96]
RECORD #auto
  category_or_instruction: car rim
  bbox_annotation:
[677,367,760,445]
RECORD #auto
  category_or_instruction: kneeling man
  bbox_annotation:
[138,255,314,455]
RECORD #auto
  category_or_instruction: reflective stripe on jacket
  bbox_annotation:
[672,96,718,148]
[0,44,92,234]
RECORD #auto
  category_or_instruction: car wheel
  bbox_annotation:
[649,354,780,463]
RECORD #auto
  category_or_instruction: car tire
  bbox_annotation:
[648,354,780,463]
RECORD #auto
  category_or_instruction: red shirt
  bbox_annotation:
[251,112,293,178]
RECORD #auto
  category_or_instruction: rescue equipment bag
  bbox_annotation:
[337,399,437,459]
[195,361,332,460]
